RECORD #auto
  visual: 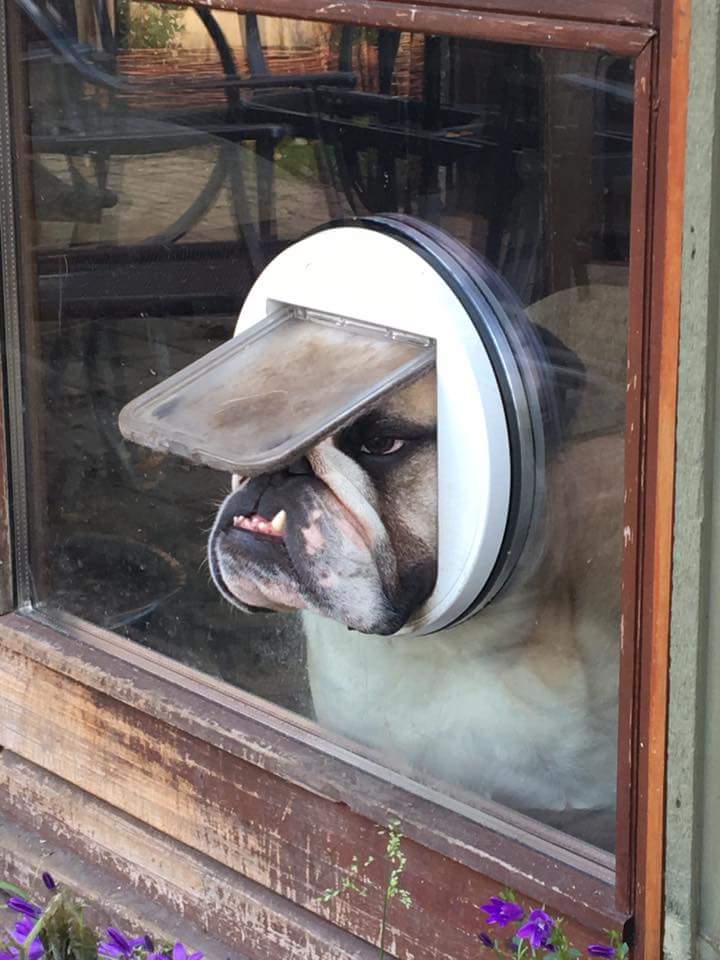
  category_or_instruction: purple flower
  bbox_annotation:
[517,909,555,950]
[172,943,204,960]
[41,873,56,891]
[98,928,145,958]
[481,896,524,928]
[10,915,44,960]
[6,898,41,920]
[588,947,616,958]
[478,932,494,948]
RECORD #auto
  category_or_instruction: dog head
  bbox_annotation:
[209,372,437,635]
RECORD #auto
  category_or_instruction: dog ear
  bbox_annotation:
[531,324,586,440]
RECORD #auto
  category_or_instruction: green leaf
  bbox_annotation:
[0,880,32,900]
[26,889,98,960]
[67,911,100,960]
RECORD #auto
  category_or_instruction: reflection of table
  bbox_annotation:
[20,0,635,319]
[19,0,635,284]
[19,0,517,256]
[20,0,356,252]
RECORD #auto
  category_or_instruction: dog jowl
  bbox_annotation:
[208,373,438,636]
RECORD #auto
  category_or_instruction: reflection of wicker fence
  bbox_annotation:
[116,33,425,110]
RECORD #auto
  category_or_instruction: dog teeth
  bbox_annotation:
[271,510,287,534]
[232,512,286,537]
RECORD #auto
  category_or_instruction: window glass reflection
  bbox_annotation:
[12,1,633,850]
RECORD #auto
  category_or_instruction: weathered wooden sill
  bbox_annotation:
[0,751,372,960]
[0,609,627,959]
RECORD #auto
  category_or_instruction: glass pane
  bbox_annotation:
[7,3,633,852]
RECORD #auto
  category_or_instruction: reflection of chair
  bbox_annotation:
[20,0,268,481]
[19,0,365,484]
[20,0,293,257]
[332,26,403,212]
[20,0,355,254]
[237,23,546,306]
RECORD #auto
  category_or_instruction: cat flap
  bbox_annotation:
[118,303,436,475]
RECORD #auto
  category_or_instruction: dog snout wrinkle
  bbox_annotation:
[286,456,313,476]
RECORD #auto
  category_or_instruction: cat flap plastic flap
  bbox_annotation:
[118,304,436,476]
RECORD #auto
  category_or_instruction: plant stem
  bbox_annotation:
[378,885,391,960]
[19,913,45,960]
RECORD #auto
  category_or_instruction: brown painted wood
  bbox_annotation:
[0,751,378,960]
[632,0,691,956]
[0,611,627,955]
[361,0,654,28]
[155,0,655,56]
[613,41,653,917]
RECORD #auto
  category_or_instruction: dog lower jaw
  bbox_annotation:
[300,591,409,636]
[210,541,306,614]
[225,573,406,634]
[218,552,408,633]
[210,531,401,628]
[222,570,306,613]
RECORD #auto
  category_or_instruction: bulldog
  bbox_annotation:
[208,364,622,850]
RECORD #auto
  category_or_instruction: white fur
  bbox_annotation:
[303,592,618,821]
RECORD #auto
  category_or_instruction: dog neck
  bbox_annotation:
[301,574,618,841]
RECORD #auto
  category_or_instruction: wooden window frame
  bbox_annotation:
[0,0,688,956]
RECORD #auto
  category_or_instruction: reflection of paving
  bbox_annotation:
[35,308,312,715]
[36,140,348,249]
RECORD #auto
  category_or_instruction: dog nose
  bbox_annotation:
[286,456,313,476]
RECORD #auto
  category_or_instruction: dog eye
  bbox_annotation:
[359,437,406,456]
